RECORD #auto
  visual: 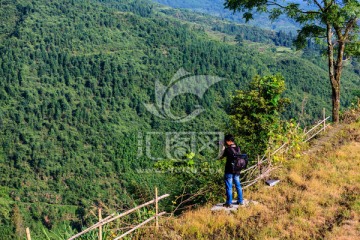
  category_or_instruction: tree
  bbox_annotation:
[229,74,289,157]
[11,204,24,238]
[225,0,360,122]
[235,34,244,46]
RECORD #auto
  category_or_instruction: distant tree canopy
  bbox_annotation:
[225,0,360,123]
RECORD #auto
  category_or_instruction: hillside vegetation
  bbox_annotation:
[0,0,359,238]
[137,119,360,239]
[152,0,302,32]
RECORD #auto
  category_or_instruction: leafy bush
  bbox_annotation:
[229,74,289,157]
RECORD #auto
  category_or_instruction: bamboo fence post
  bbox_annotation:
[155,187,159,229]
[323,108,326,132]
[98,208,102,240]
[26,227,31,240]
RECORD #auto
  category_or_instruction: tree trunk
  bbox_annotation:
[334,28,347,124]
[331,80,340,123]
[326,24,343,123]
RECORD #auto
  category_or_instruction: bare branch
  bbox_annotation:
[172,187,208,214]
[267,1,287,9]
[344,18,358,39]
[334,24,344,40]
[313,0,324,11]
[267,1,320,14]
[323,0,335,13]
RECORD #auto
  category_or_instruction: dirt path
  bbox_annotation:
[304,123,347,155]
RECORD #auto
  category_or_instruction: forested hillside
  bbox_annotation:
[151,0,303,32]
[0,0,359,238]
[157,7,295,47]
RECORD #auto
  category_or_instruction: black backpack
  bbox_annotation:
[230,146,248,174]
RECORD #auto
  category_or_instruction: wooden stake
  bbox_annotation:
[323,108,326,132]
[98,208,102,240]
[26,227,31,240]
[155,187,159,229]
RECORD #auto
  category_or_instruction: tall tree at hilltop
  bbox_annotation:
[225,0,360,123]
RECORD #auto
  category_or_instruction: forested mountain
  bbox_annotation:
[0,0,359,238]
[151,0,302,32]
[157,6,296,47]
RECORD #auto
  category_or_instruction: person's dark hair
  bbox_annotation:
[224,134,234,142]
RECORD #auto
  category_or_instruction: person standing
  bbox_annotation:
[220,134,244,208]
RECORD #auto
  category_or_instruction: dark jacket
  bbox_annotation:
[222,144,241,174]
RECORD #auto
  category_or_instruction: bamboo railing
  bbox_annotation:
[68,188,169,240]
[241,109,330,189]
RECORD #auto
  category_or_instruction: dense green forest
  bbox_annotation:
[0,0,359,238]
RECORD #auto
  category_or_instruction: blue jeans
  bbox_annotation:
[224,173,243,205]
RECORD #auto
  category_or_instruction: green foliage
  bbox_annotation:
[268,119,305,163]
[294,25,326,49]
[42,223,112,240]
[229,74,289,157]
[153,153,224,213]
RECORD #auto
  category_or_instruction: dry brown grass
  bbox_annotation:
[135,122,360,240]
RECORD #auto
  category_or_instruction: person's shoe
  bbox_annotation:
[223,203,233,208]
[236,201,244,205]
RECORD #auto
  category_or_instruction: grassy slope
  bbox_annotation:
[137,120,360,239]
